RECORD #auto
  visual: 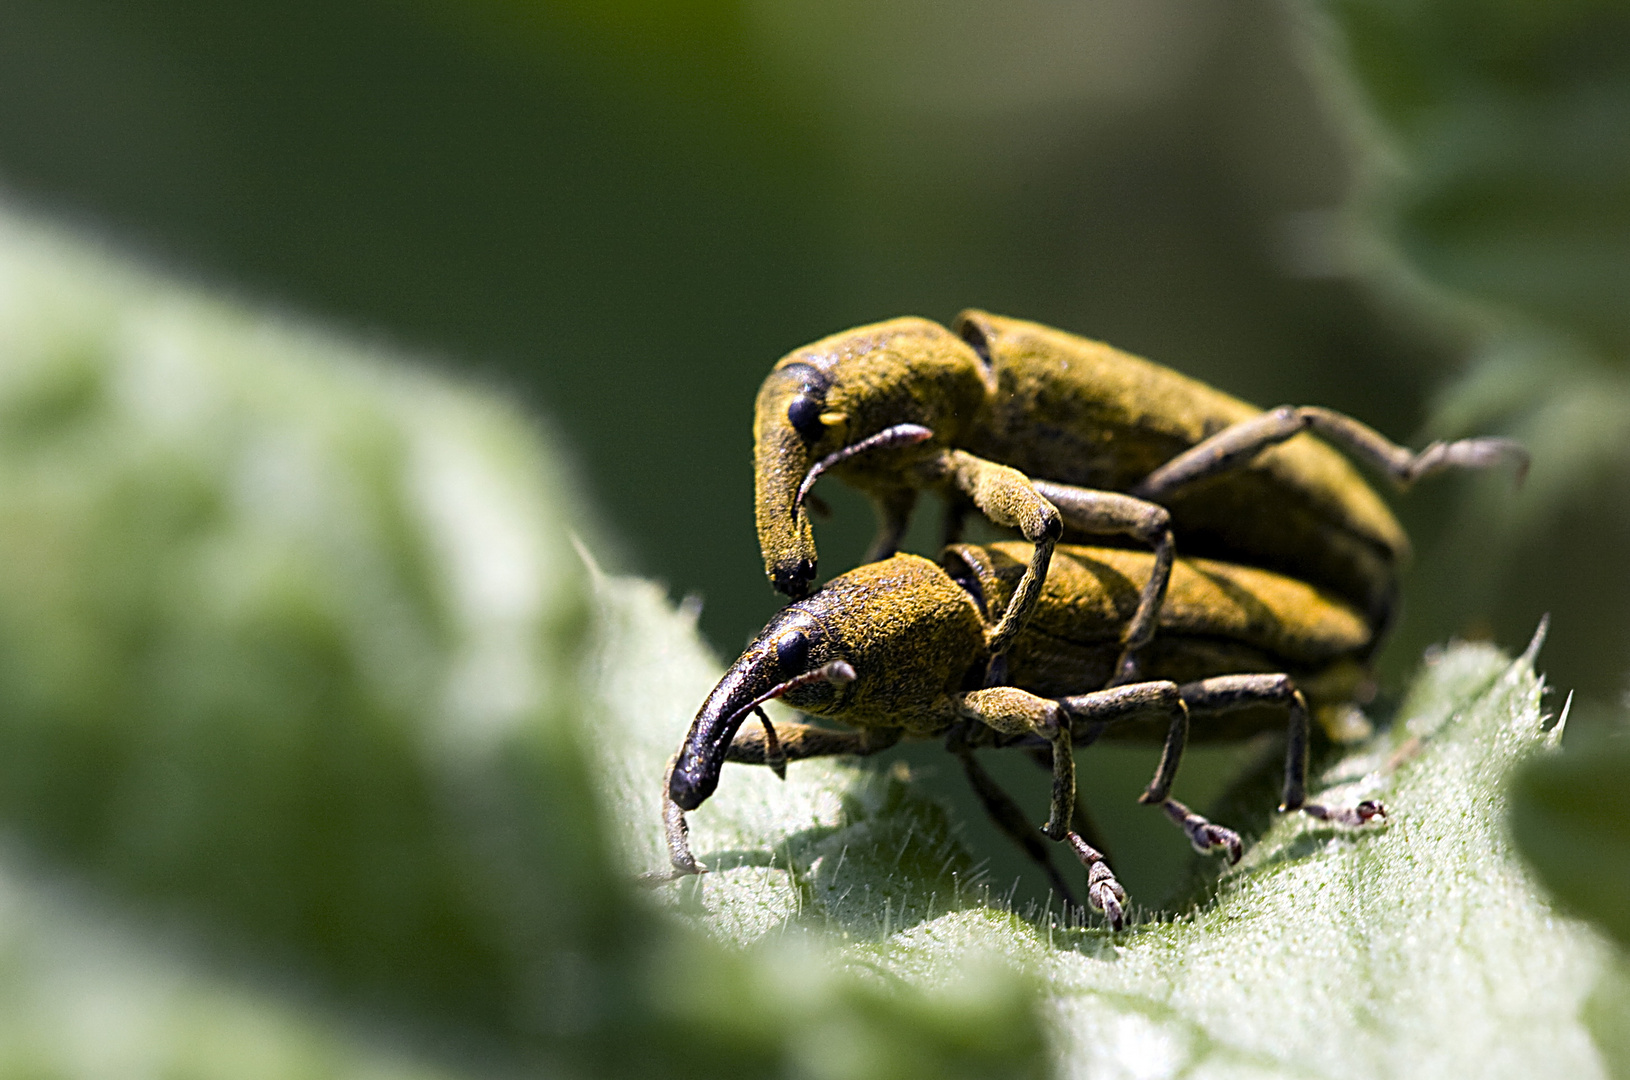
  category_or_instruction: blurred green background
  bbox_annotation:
[0,0,1456,658]
[0,0,1627,1074]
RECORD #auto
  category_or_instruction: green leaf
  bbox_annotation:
[0,862,469,1080]
[598,559,1626,1075]
[0,209,636,1045]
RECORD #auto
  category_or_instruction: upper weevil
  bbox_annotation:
[755,312,1526,680]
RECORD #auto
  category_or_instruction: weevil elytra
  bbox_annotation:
[755,312,1526,681]
[663,542,1383,926]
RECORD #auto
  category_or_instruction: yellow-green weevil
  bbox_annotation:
[754,312,1525,682]
[664,541,1384,925]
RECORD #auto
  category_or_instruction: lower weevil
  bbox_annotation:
[663,542,1385,926]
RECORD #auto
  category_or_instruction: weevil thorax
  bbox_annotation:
[668,554,987,811]
[755,318,991,597]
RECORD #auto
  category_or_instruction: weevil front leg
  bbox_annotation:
[1030,480,1176,686]
[724,718,901,768]
[950,725,1128,926]
[1177,674,1386,827]
[1132,405,1529,501]
[1020,743,1115,859]
[658,756,705,879]
[920,450,1062,657]
[657,722,903,879]
[1064,831,1128,930]
[861,486,919,563]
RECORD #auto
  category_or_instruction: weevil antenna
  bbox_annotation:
[796,424,934,513]
[718,661,857,733]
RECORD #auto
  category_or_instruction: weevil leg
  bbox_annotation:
[1029,481,1176,687]
[922,450,1062,658]
[661,755,704,876]
[1178,674,1387,828]
[1132,405,1529,501]
[1062,830,1128,930]
[752,706,788,779]
[1021,744,1115,861]
[862,486,918,563]
[962,680,1202,844]
[957,687,1075,840]
[1068,768,1115,867]
[946,725,1084,911]
[1158,797,1243,864]
[1053,680,1190,797]
[726,719,901,766]
[657,724,901,879]
[941,494,973,547]
[1050,680,1247,861]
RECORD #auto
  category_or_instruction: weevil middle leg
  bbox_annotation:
[1042,681,1242,862]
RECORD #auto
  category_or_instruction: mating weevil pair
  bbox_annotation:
[753,311,1525,681]
[663,312,1525,924]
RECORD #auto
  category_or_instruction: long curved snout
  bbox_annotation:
[669,657,778,811]
[755,370,823,599]
[667,638,855,812]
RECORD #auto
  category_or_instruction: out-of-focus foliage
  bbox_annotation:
[0,208,613,1040]
[1296,0,1630,708]
[1306,0,1630,355]
[1513,730,1630,951]
[0,208,1052,1080]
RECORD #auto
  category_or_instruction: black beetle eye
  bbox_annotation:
[775,628,811,674]
[787,393,826,444]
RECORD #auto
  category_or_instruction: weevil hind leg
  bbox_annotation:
[1131,405,1528,501]
[1178,674,1387,829]
[947,727,1086,914]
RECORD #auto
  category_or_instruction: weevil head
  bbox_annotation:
[755,318,992,598]
[668,553,989,811]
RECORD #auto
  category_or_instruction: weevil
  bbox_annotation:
[755,312,1526,681]
[663,541,1383,926]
